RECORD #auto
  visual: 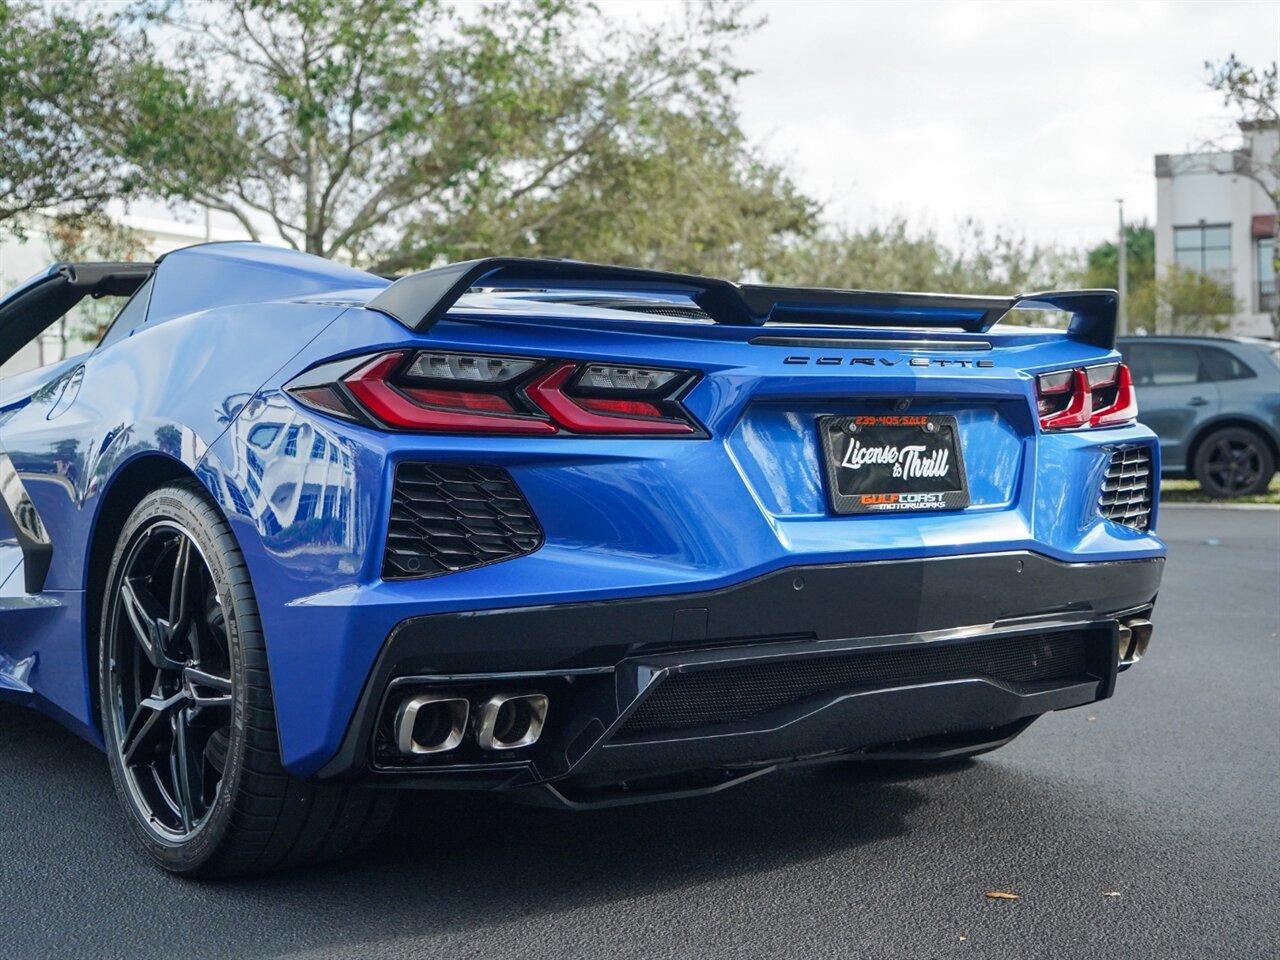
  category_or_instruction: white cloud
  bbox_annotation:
[605,0,1279,248]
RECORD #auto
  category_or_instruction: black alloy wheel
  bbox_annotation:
[100,482,396,877]
[1194,427,1275,498]
[105,520,232,841]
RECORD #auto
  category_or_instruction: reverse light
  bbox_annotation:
[404,352,536,383]
[1035,362,1138,431]
[577,364,679,392]
[287,350,702,436]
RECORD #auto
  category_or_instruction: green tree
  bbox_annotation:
[765,217,1078,297]
[0,3,134,230]
[72,0,813,275]
[1129,264,1239,335]
[1081,223,1155,293]
[3,1,243,235]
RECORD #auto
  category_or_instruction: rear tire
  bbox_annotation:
[1193,427,1275,498]
[99,480,396,877]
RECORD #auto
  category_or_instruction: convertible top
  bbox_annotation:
[0,262,154,368]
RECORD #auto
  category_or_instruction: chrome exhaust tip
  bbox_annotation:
[475,692,548,751]
[1118,618,1154,665]
[396,694,470,755]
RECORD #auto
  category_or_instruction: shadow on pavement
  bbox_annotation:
[0,701,924,958]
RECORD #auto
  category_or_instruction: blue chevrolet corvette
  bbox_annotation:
[0,242,1164,876]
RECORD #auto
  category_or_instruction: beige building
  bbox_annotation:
[1154,122,1278,338]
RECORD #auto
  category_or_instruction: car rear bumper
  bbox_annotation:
[313,551,1163,796]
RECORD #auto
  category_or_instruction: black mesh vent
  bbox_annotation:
[383,464,542,579]
[1099,446,1153,531]
[621,631,1089,735]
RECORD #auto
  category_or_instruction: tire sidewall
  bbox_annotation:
[1194,427,1276,499]
[99,485,255,874]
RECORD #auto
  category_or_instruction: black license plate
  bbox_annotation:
[819,414,970,515]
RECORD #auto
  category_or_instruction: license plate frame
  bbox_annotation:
[818,413,970,515]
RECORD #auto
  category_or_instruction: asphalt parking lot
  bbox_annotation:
[1,505,1277,960]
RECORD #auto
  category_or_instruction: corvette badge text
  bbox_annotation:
[784,356,996,367]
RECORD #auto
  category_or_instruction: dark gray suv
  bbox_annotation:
[1117,336,1280,498]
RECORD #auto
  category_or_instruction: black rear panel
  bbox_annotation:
[620,631,1089,735]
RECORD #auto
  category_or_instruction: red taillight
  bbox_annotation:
[1036,362,1138,431]
[399,387,516,414]
[525,363,696,435]
[1090,362,1138,427]
[576,397,666,419]
[287,350,702,436]
[342,352,557,434]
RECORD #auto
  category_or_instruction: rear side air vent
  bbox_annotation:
[1099,446,1154,531]
[384,464,542,579]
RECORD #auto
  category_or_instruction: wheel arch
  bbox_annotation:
[83,453,211,722]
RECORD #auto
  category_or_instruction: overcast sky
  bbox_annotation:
[619,0,1278,250]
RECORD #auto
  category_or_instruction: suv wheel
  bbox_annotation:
[1193,427,1275,498]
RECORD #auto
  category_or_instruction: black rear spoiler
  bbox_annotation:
[366,258,1119,348]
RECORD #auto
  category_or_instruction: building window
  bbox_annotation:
[1174,224,1231,274]
[246,448,265,479]
[1258,237,1276,312]
[295,484,321,523]
[247,423,282,450]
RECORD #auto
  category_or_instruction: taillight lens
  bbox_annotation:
[286,351,702,436]
[343,352,557,434]
[1036,362,1138,431]
[525,363,696,435]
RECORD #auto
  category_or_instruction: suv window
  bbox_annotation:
[1124,342,1200,386]
[1198,345,1255,382]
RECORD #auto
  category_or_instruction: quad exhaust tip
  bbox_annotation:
[1118,618,1153,665]
[475,692,549,751]
[396,694,470,754]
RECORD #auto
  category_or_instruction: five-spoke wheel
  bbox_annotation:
[1194,426,1275,498]
[106,521,233,840]
[99,482,395,876]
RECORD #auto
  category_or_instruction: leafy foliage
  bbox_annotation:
[0,3,135,229]
[764,217,1079,296]
[1081,223,1155,293]
[1207,54,1279,131]
[1081,224,1240,336]
[81,0,815,276]
[1128,264,1238,335]
[2,0,1270,348]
